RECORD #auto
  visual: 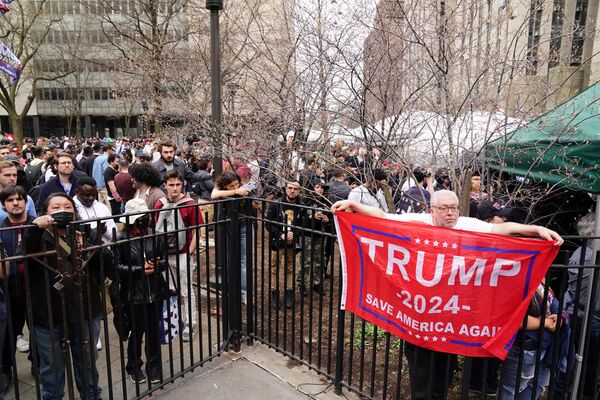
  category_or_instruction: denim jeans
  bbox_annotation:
[498,344,550,400]
[34,318,101,400]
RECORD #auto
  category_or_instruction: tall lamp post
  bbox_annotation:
[206,0,223,177]
[206,0,243,353]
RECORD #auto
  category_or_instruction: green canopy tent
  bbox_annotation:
[485,83,600,400]
[485,83,600,193]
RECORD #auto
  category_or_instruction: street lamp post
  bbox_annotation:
[206,0,223,177]
[206,0,243,354]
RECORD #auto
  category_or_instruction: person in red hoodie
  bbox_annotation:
[154,169,202,342]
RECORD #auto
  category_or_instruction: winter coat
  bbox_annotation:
[114,231,169,305]
[25,227,112,328]
[266,196,305,251]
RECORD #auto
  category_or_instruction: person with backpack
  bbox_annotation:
[24,146,45,188]
[154,169,202,342]
[347,169,389,212]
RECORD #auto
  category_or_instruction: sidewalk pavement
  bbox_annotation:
[156,342,360,400]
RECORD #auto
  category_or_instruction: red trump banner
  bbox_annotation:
[334,211,559,359]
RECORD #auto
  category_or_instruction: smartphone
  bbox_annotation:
[244,182,256,191]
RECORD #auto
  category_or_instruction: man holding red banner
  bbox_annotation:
[332,190,562,400]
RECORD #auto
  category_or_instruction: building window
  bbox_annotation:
[548,0,564,68]
[526,0,543,75]
[570,0,588,66]
[55,88,66,101]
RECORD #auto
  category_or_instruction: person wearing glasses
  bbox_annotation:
[36,152,83,210]
[332,189,563,400]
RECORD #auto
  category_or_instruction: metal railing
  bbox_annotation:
[0,199,234,400]
[243,198,600,400]
[0,197,599,400]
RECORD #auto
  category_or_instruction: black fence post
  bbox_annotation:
[226,199,242,352]
[243,198,254,345]
[214,201,229,348]
[334,303,346,394]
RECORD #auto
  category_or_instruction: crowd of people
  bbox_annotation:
[0,134,593,400]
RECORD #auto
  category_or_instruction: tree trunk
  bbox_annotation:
[9,115,24,148]
[76,113,82,139]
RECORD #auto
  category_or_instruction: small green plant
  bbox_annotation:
[349,322,387,350]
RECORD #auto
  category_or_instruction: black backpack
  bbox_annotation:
[25,163,43,187]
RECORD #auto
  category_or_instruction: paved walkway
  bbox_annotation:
[157,344,359,400]
[5,322,358,400]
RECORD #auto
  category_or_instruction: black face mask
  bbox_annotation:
[51,211,74,228]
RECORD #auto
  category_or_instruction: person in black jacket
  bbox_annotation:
[0,186,34,389]
[115,198,168,384]
[35,152,87,211]
[266,180,304,310]
[300,179,332,296]
[26,193,110,400]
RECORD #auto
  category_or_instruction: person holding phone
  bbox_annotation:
[74,176,117,244]
[115,198,168,384]
[73,177,117,351]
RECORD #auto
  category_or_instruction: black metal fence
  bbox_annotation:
[0,199,233,400]
[0,197,598,400]
[244,198,600,400]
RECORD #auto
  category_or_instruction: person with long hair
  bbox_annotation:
[212,171,252,303]
[129,162,165,210]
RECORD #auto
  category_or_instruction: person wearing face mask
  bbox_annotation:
[114,198,168,384]
[26,193,110,400]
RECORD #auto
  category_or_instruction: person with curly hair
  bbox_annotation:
[128,162,165,210]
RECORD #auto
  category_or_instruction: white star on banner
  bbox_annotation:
[408,331,413,335]
[424,239,430,245]
[415,334,421,339]
[441,337,447,342]
[451,243,458,249]
[442,242,448,248]
[432,336,438,342]
[424,336,429,341]
[415,238,421,244]
[433,241,439,247]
